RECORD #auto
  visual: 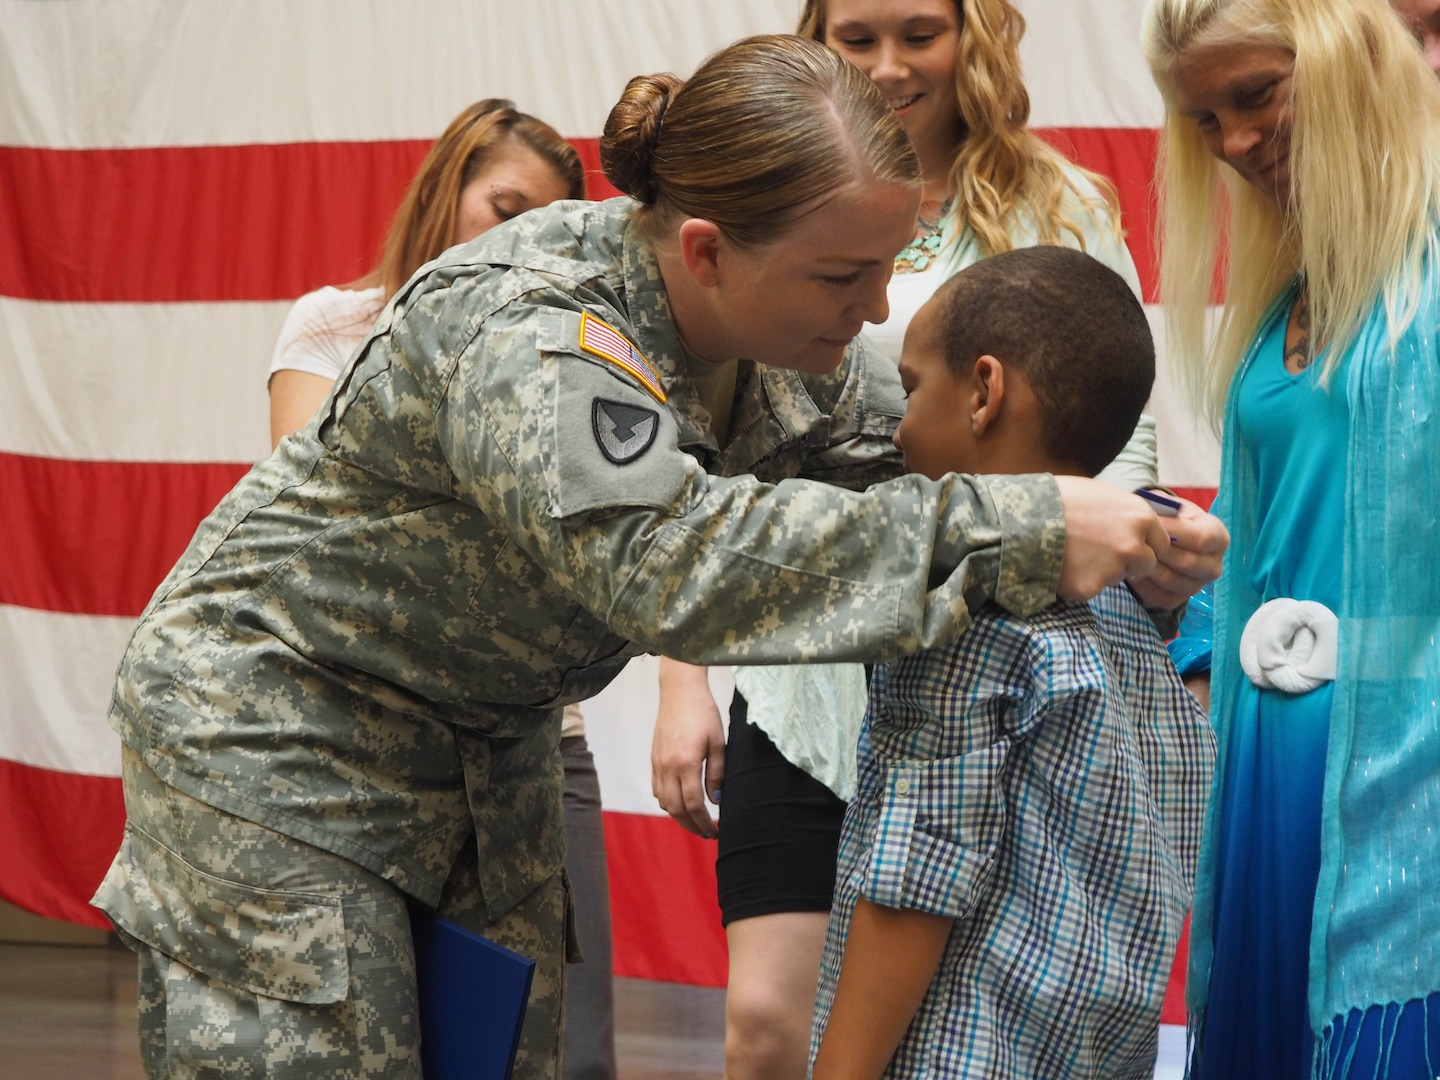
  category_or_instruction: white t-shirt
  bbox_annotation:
[268,285,385,381]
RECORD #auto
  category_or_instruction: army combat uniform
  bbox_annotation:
[94,198,1067,1079]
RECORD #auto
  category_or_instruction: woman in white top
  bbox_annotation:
[268,98,584,445]
[267,99,617,1080]
[650,4,1221,1079]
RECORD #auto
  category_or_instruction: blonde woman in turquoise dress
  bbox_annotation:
[1144,0,1440,1075]
[650,3,1228,1078]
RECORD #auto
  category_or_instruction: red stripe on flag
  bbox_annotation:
[1162,914,1191,1026]
[1171,486,1218,511]
[0,452,248,617]
[0,768,1195,995]
[0,139,623,303]
[572,138,624,203]
[0,142,428,302]
[600,808,1191,1008]
[1037,127,1160,303]
[2,134,1152,303]
[603,810,727,987]
[0,758,123,930]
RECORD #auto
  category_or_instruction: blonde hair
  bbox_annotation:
[1144,0,1440,420]
[600,34,920,248]
[797,0,1123,256]
[375,99,584,296]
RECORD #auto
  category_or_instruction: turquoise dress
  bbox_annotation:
[1191,304,1344,1078]
[1194,305,1440,1079]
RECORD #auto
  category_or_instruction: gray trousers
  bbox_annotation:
[95,747,567,1079]
[560,735,617,1080]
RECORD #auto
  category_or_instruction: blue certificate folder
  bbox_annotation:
[410,906,536,1080]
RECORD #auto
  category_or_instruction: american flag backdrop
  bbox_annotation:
[0,0,1219,1017]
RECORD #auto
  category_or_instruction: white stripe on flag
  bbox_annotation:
[584,656,734,818]
[1,297,280,462]
[0,605,130,777]
[0,1,1166,149]
[0,0,788,148]
[1018,0,1165,129]
[1146,304,1223,490]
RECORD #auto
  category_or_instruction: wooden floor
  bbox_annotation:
[0,940,725,1080]
[0,939,1188,1078]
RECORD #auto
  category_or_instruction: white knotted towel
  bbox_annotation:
[1239,597,1339,694]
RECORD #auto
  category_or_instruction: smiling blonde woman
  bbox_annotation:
[1144,0,1440,1075]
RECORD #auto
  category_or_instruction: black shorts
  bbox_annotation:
[714,687,847,927]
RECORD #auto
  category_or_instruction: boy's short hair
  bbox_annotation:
[933,246,1155,478]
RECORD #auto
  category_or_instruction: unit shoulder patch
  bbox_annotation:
[592,398,659,464]
[578,311,666,403]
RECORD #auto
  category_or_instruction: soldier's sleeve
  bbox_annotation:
[433,292,1065,664]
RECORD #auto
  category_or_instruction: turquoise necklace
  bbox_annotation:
[893,196,953,274]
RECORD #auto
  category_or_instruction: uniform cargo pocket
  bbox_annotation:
[94,824,350,1005]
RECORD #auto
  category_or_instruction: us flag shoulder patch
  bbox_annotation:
[578,311,666,403]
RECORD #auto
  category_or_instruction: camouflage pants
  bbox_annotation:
[95,747,567,1079]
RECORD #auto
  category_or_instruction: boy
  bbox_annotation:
[809,246,1215,1080]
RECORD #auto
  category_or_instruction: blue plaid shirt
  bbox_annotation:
[812,585,1214,1079]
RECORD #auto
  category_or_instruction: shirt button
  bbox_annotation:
[895,777,911,796]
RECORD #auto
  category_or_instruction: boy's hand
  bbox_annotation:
[651,658,726,838]
[1127,496,1229,610]
[1053,476,1171,601]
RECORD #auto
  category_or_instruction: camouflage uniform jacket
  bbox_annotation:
[109,197,1066,920]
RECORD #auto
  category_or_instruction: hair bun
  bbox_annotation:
[601,73,683,204]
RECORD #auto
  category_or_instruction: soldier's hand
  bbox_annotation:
[1127,496,1228,610]
[1053,476,1169,602]
[651,657,726,839]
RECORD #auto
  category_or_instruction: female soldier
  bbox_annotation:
[92,34,1189,1080]
[265,100,616,1080]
